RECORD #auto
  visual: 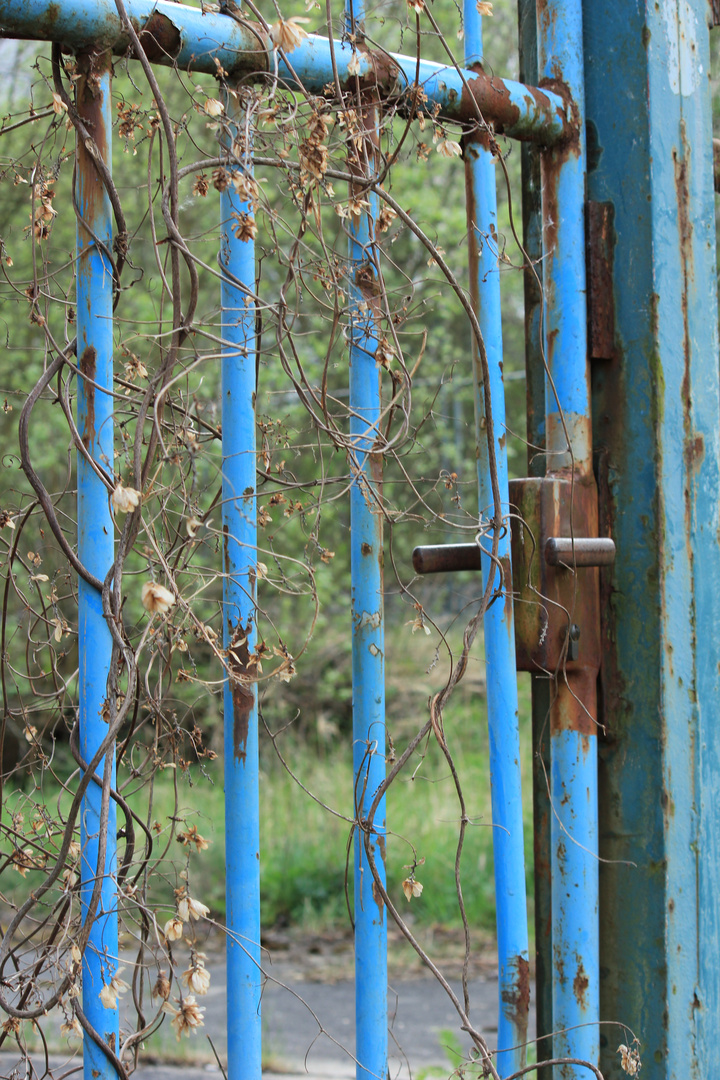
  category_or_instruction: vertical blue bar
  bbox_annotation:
[537,0,592,475]
[75,52,118,1080]
[349,192,387,1080]
[345,3,387,1077]
[537,2,599,1076]
[220,108,261,1080]
[463,4,529,1076]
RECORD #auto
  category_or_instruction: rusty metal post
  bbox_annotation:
[220,94,261,1079]
[463,2,529,1074]
[537,0,600,1074]
[75,48,119,1080]
[345,3,387,1078]
[585,1,720,1076]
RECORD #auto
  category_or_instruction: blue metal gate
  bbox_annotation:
[0,1,718,1079]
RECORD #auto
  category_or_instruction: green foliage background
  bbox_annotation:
[0,0,534,936]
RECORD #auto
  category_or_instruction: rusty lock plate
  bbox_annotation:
[509,476,603,674]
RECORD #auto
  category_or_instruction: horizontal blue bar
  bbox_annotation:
[0,0,567,143]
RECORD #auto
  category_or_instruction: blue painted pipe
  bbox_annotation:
[0,0,567,144]
[220,109,261,1080]
[349,189,387,1080]
[537,0,591,477]
[463,6,529,1075]
[75,54,119,1080]
[345,4,387,1076]
[537,2,599,1076]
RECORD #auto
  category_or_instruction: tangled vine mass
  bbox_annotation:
[0,2,612,1078]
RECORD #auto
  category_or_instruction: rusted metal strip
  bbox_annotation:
[586,201,616,360]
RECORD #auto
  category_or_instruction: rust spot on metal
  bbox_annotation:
[684,433,704,473]
[509,475,602,715]
[377,833,386,864]
[137,12,181,63]
[79,345,96,449]
[675,126,697,568]
[41,2,61,35]
[537,78,581,290]
[228,623,253,763]
[361,542,373,556]
[223,524,230,578]
[458,63,571,144]
[500,954,530,1033]
[76,48,111,281]
[587,201,616,360]
[76,49,110,152]
[674,139,694,285]
[500,554,514,629]
[573,960,589,1007]
[354,261,380,297]
[371,876,385,917]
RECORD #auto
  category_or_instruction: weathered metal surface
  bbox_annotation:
[0,0,569,144]
[345,5,387,1075]
[220,99,261,1079]
[585,1,720,1076]
[463,4,529,1073]
[544,536,615,567]
[586,201,616,360]
[537,2,592,480]
[509,477,601,676]
[537,2,599,1074]
[412,543,482,575]
[75,48,119,1080]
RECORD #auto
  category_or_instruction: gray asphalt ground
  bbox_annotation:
[0,955,534,1079]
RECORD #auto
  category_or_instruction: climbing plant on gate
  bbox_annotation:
[0,1,623,1078]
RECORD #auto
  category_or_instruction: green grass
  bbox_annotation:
[1,628,535,940]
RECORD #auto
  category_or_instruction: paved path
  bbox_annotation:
[1,959,534,1079]
[198,966,507,1076]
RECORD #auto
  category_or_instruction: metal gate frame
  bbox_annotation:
[0,1,718,1079]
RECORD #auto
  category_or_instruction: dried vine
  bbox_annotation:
[0,3,632,1078]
